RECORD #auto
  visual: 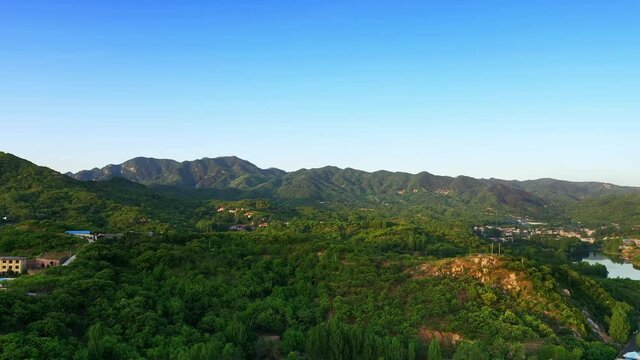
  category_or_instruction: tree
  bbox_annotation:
[87,323,105,360]
[452,342,490,360]
[407,341,417,360]
[583,342,617,360]
[428,339,442,360]
[609,302,632,343]
[537,345,582,360]
[281,328,305,354]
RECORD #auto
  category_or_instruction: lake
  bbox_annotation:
[582,251,640,281]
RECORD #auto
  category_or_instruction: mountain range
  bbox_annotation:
[2,151,638,229]
[66,155,640,225]
[69,156,636,202]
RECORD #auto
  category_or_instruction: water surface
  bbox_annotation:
[582,252,640,281]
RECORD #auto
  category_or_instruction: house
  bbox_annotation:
[65,230,92,236]
[32,253,70,269]
[0,256,27,275]
[65,230,97,241]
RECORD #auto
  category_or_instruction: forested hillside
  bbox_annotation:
[69,155,640,225]
[567,193,640,231]
[1,152,639,359]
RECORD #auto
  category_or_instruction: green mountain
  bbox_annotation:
[71,156,284,189]
[0,152,194,232]
[494,178,638,205]
[69,156,640,222]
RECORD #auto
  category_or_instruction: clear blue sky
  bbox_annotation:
[1,1,639,185]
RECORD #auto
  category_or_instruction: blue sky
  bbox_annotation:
[1,1,639,185]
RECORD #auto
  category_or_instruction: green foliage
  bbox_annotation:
[602,238,623,255]
[582,341,617,360]
[609,302,632,343]
[428,339,442,360]
[0,221,82,254]
[452,341,489,360]
[3,152,640,359]
[0,153,194,234]
[568,192,640,229]
[536,345,582,360]
[305,321,413,360]
[87,323,105,359]
[571,262,608,278]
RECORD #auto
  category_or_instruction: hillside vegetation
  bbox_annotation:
[68,155,640,227]
[0,151,638,359]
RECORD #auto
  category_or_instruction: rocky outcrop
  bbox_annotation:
[413,255,531,294]
[417,327,462,345]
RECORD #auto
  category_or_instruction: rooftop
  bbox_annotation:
[0,256,26,260]
[65,230,92,235]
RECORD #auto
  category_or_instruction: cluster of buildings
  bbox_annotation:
[0,252,72,276]
[217,207,254,219]
[473,225,596,243]
[215,206,269,231]
[1,229,120,279]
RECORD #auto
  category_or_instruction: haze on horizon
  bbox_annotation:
[1,1,639,186]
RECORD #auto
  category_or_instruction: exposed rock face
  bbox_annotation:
[582,310,612,343]
[413,254,531,294]
[411,255,614,340]
[418,327,462,345]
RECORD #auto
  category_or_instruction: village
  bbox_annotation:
[473,222,598,243]
[473,221,640,266]
[215,205,270,231]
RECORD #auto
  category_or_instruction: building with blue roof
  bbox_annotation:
[65,230,92,236]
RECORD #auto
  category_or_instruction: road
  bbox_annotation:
[61,236,94,266]
[62,254,77,266]
[618,329,639,359]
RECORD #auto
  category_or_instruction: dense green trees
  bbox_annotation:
[0,218,636,359]
[1,151,639,359]
[609,302,632,343]
[451,341,489,360]
[582,342,617,360]
[87,324,105,359]
[536,345,582,360]
[305,321,415,360]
